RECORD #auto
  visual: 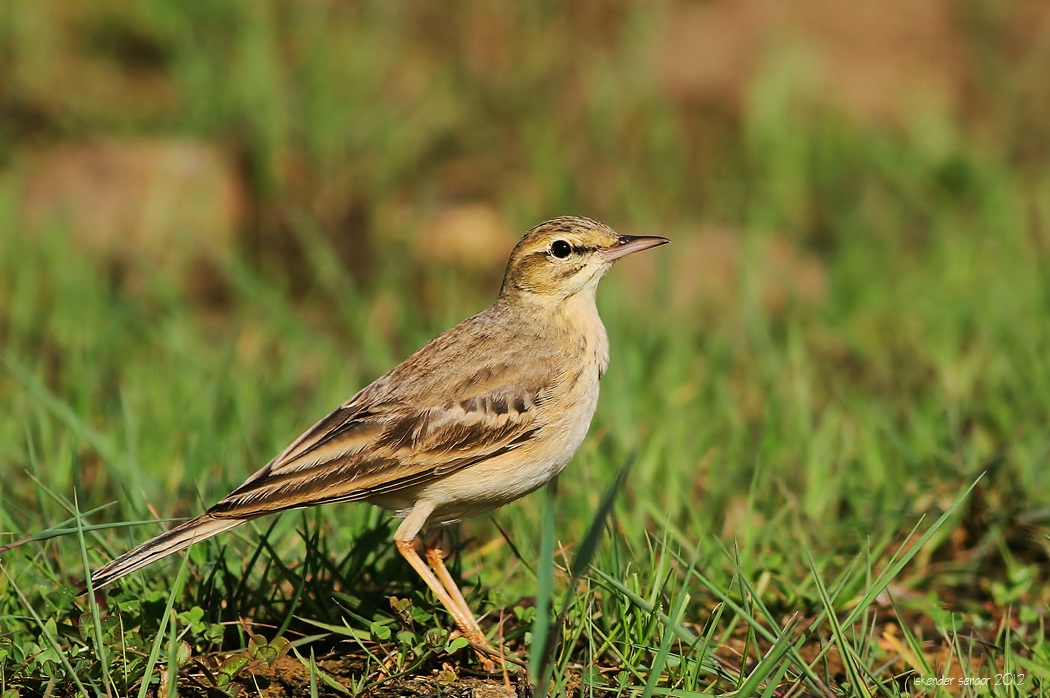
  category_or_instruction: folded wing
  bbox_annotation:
[207,382,545,518]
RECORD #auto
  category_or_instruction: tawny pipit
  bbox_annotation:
[90,216,667,665]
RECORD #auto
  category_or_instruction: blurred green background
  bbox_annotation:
[4,0,1046,291]
[2,0,1050,692]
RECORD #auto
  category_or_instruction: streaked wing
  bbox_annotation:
[207,381,545,519]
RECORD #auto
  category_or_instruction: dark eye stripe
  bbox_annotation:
[541,244,597,258]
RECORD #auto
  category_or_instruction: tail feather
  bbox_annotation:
[88,514,244,589]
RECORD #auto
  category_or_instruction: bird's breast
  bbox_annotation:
[371,296,609,527]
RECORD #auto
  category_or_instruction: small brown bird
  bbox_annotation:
[89,216,667,666]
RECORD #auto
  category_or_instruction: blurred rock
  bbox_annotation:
[621,225,826,316]
[657,0,965,125]
[19,138,246,296]
[756,236,826,313]
[417,203,514,271]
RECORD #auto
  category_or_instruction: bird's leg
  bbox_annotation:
[393,508,502,670]
[423,533,504,672]
[423,532,483,639]
[395,538,476,637]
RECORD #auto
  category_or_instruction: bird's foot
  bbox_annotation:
[452,630,522,674]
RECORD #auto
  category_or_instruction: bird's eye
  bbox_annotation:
[550,240,572,259]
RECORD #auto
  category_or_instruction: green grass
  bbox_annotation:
[2,2,1050,696]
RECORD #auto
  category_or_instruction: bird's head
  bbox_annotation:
[499,216,669,300]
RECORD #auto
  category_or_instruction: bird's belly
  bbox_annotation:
[371,379,601,527]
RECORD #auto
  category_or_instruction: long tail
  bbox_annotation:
[88,514,245,589]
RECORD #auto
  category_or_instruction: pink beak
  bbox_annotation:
[602,235,670,261]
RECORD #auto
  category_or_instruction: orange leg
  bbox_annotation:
[396,538,499,671]
[424,539,485,638]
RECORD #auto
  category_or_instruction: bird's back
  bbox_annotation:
[207,295,604,520]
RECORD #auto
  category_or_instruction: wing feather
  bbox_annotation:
[207,309,561,519]
[208,383,544,519]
